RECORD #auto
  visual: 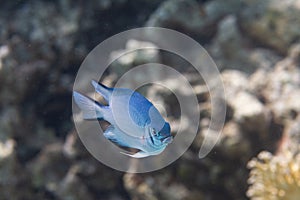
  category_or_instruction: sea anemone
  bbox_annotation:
[247,150,300,200]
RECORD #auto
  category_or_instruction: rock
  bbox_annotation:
[124,171,204,200]
[0,59,50,106]
[146,0,209,38]
[248,48,281,71]
[78,160,122,192]
[0,107,21,141]
[16,60,50,101]
[238,0,300,54]
[110,39,160,77]
[221,70,249,96]
[218,121,252,160]
[0,139,33,200]
[10,1,80,63]
[222,70,270,135]
[257,56,300,121]
[230,91,268,134]
[27,143,71,192]
[0,139,15,159]
[159,183,190,200]
[271,91,300,121]
[209,15,281,73]
[63,131,81,159]
[282,115,300,154]
[288,43,300,61]
[146,0,242,41]
[248,68,269,96]
[56,165,94,200]
[124,173,158,200]
[0,45,9,70]
[209,15,251,71]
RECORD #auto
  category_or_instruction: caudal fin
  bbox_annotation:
[73,91,103,120]
[91,80,113,102]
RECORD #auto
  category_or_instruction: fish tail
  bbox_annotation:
[91,80,113,102]
[73,91,104,120]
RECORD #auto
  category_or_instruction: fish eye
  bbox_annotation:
[151,128,157,136]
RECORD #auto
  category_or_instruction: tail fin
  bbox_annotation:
[91,80,113,102]
[73,91,103,120]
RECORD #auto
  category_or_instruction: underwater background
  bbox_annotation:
[0,0,300,199]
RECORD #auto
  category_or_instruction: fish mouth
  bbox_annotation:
[161,136,173,144]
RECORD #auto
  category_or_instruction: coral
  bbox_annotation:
[247,150,300,200]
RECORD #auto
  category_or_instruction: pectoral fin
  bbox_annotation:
[120,151,151,158]
[103,126,130,148]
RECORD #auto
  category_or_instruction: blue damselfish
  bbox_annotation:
[73,81,173,158]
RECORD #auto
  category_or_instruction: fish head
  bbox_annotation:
[149,122,173,145]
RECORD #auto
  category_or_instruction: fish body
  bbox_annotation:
[73,80,173,158]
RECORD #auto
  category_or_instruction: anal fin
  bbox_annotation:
[120,151,151,158]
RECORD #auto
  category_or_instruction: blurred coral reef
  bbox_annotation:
[0,0,299,200]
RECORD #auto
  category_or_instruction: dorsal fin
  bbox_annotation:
[91,80,113,102]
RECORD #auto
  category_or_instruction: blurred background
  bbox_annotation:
[0,0,300,199]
